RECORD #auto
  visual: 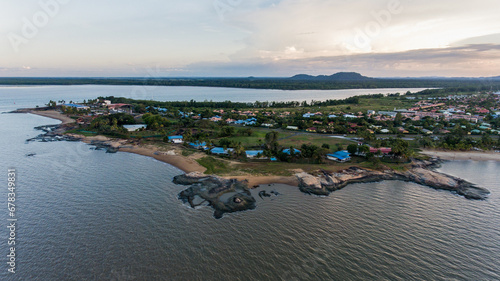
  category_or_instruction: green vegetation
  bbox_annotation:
[2,76,500,90]
[196,157,230,174]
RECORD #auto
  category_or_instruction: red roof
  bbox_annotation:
[370,147,392,154]
[107,103,131,109]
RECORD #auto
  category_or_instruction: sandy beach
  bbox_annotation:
[421,149,500,161]
[119,146,207,173]
[63,133,207,173]
[30,110,76,124]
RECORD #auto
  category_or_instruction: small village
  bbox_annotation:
[47,90,500,172]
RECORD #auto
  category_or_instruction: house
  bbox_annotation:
[210,116,222,122]
[380,129,390,134]
[62,103,90,110]
[286,126,299,130]
[378,111,397,117]
[283,148,301,155]
[168,135,184,144]
[189,141,207,149]
[306,127,317,132]
[343,114,357,119]
[397,127,409,134]
[245,150,267,159]
[211,147,234,155]
[369,147,392,155]
[123,124,147,132]
[327,151,351,162]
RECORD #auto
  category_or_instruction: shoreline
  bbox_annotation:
[25,110,496,189]
[421,149,500,162]
[29,110,76,125]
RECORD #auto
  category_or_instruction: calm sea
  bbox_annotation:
[0,86,499,280]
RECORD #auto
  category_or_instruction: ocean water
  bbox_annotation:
[1,87,499,280]
[0,85,428,112]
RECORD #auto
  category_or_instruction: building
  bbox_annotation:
[369,147,392,155]
[286,126,299,130]
[378,111,397,117]
[211,147,234,155]
[283,148,301,155]
[189,141,207,149]
[327,151,351,162]
[168,135,184,144]
[245,150,267,159]
[123,124,147,132]
[62,103,90,110]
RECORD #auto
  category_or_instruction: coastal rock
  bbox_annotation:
[174,173,256,219]
[295,161,490,200]
[173,172,211,185]
[399,168,490,200]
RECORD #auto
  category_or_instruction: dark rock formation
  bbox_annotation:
[258,190,272,199]
[174,172,256,219]
[296,160,490,200]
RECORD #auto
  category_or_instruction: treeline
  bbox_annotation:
[103,95,363,109]
[2,77,500,90]
[89,113,135,135]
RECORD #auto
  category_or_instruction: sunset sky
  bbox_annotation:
[1,0,500,77]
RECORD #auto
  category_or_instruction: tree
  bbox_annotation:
[358,145,370,155]
[394,112,403,126]
[265,131,279,150]
[335,144,343,151]
[234,142,245,157]
[46,100,56,108]
[220,126,235,137]
[347,144,358,155]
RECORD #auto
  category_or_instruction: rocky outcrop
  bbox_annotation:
[174,172,256,219]
[400,167,489,200]
[296,160,490,200]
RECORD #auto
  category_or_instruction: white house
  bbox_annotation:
[168,135,184,144]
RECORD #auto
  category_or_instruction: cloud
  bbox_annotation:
[2,0,500,77]
[183,44,500,77]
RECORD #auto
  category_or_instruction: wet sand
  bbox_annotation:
[421,150,500,161]
[30,110,76,124]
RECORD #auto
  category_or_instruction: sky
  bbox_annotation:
[1,0,500,77]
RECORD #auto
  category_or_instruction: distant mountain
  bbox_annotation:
[290,72,373,81]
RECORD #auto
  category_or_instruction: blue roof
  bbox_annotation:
[211,147,234,154]
[270,157,278,161]
[168,135,183,140]
[328,151,351,160]
[283,148,301,155]
[189,141,206,147]
[245,150,264,156]
[63,103,86,108]
[154,107,168,112]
